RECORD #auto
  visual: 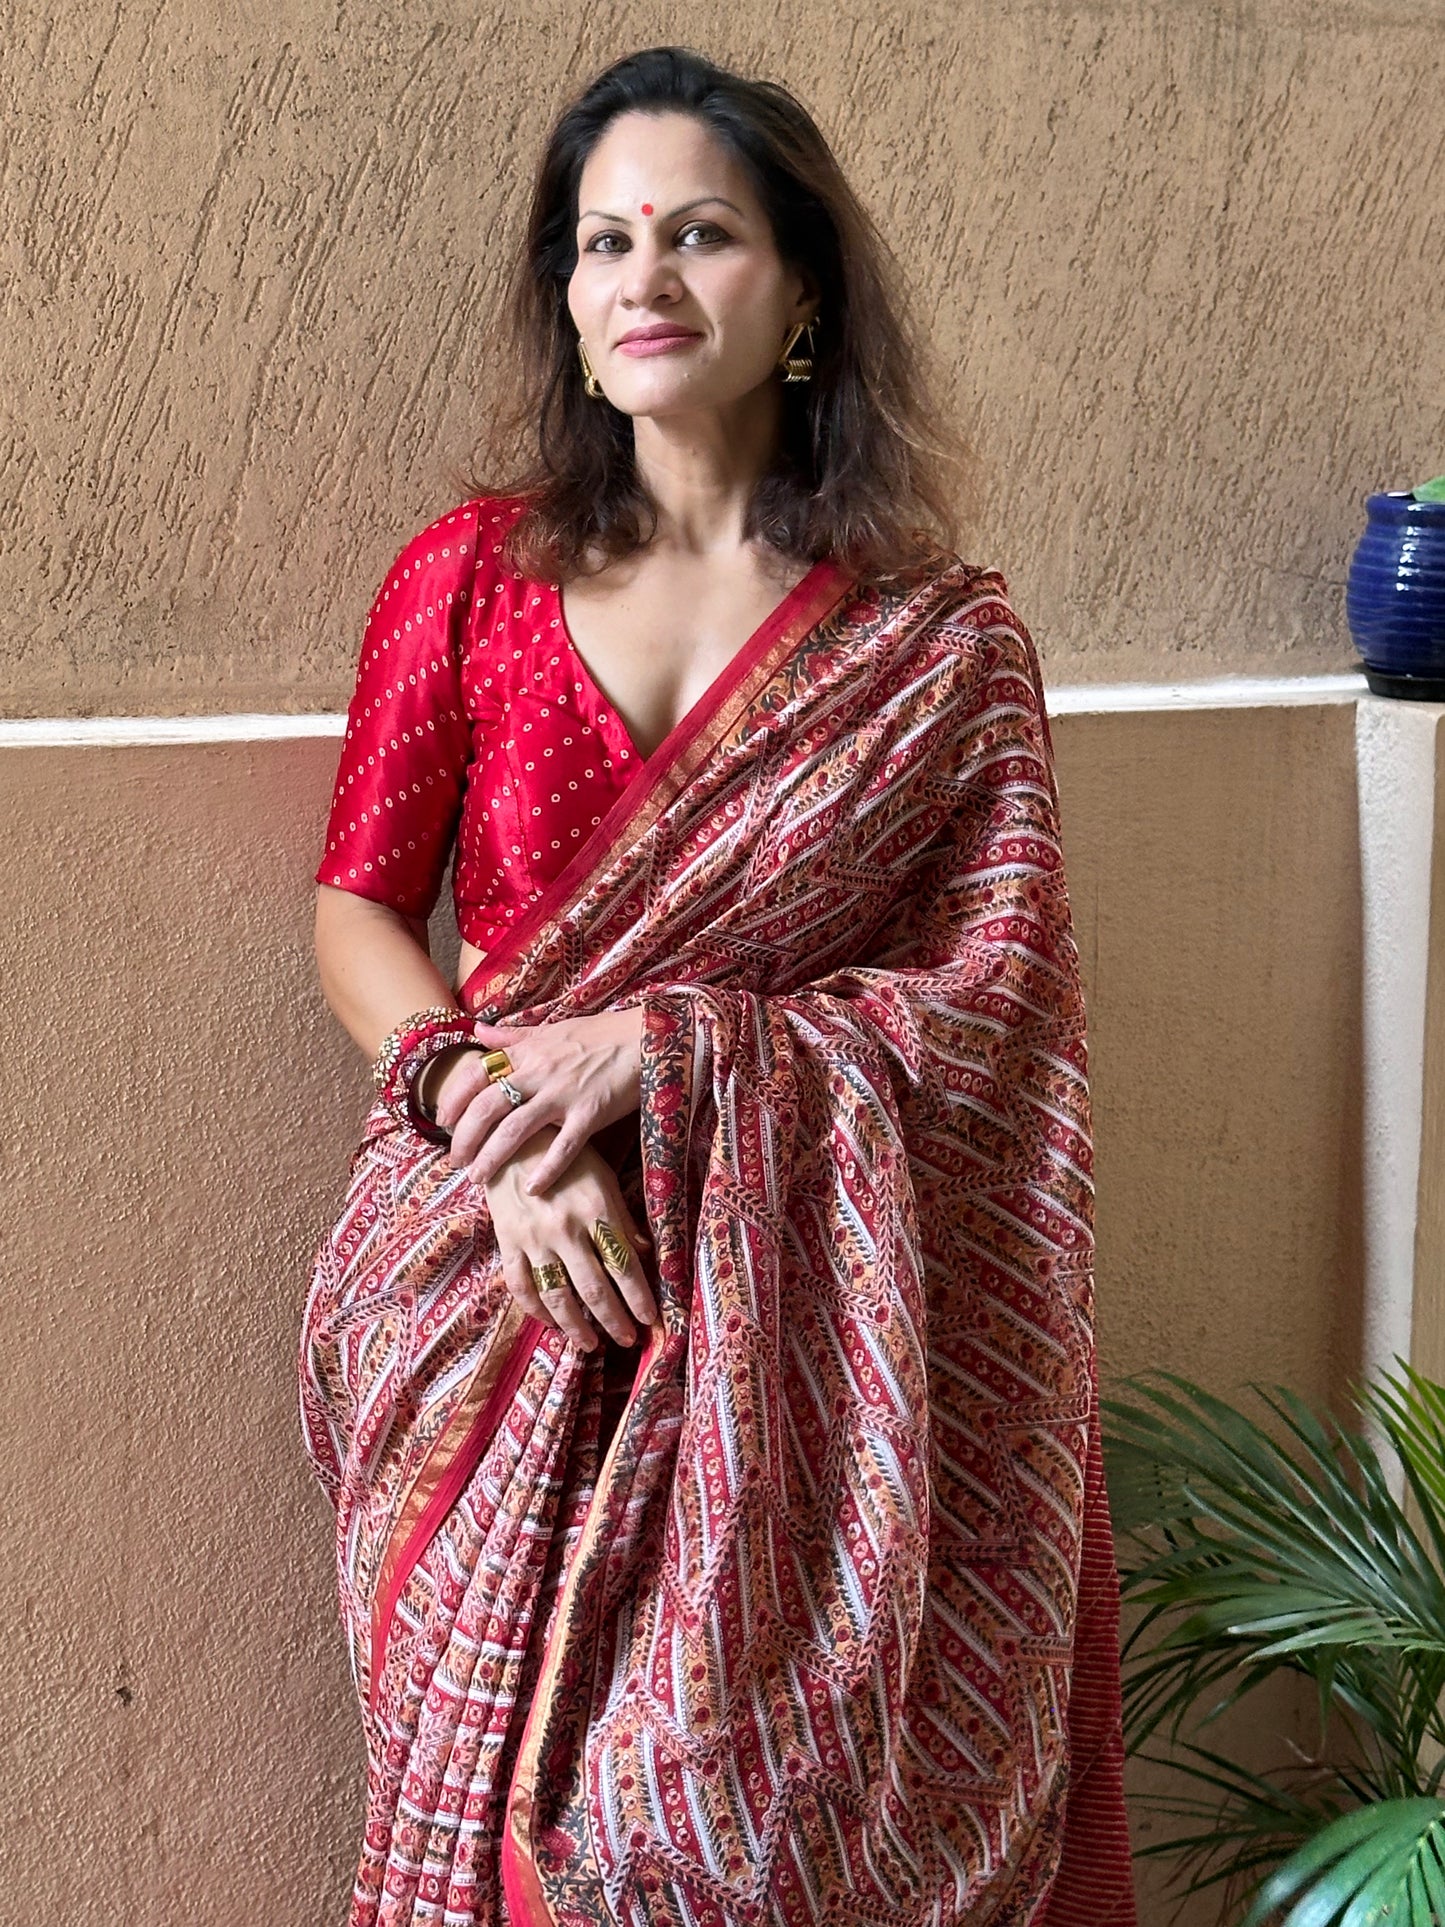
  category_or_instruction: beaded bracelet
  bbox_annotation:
[372,1005,479,1144]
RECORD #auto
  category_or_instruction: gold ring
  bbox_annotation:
[589,1220,632,1279]
[531,1260,569,1296]
[482,1049,513,1080]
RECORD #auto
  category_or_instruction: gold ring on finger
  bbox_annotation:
[482,1049,513,1080]
[589,1219,632,1279]
[531,1260,569,1296]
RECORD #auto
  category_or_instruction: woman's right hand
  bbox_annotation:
[481,1127,658,1353]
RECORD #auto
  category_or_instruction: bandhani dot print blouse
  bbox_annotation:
[314,495,641,958]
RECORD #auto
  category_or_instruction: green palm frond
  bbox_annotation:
[1104,1374,1445,1720]
[1103,1361,1445,1917]
[1239,1796,1445,1927]
[1130,1738,1345,1887]
[1364,1362,1445,1564]
[1107,1374,1445,1635]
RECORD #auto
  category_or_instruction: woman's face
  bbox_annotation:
[566,109,816,422]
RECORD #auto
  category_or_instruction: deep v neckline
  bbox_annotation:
[457,550,858,1014]
[552,556,836,772]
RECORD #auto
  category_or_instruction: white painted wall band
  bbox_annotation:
[0,713,351,748]
[1047,671,1369,714]
[0,671,1381,747]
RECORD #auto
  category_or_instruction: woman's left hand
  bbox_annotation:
[436,1006,646,1194]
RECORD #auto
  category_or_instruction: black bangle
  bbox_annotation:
[376,1014,477,1143]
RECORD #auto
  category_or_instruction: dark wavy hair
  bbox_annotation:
[457,44,982,589]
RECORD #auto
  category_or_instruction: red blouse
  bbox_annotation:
[314,495,645,958]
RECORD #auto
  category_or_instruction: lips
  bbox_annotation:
[616,325,702,345]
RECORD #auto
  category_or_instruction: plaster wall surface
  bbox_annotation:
[3,0,1441,717]
[0,740,364,1921]
[0,703,1362,1922]
[2,1,1419,1917]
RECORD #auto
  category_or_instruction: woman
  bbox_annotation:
[302,43,1137,1927]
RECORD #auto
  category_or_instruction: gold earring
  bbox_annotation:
[577,336,603,399]
[777,311,819,383]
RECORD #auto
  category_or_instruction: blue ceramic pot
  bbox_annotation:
[1346,490,1445,699]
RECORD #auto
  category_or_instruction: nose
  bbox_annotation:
[618,235,683,310]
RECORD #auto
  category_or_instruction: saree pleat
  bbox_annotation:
[300,553,1138,1926]
[362,1342,588,1923]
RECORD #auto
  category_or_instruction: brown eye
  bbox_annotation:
[582,221,724,255]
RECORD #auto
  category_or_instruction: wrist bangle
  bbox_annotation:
[413,1053,443,1120]
[372,1006,477,1144]
[414,1045,472,1123]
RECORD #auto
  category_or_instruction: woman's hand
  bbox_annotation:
[484,1128,658,1351]
[434,1007,645,1194]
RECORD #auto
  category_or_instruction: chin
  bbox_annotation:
[618,376,754,420]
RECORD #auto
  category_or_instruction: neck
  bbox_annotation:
[629,379,783,556]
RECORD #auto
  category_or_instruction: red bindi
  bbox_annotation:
[640,202,653,216]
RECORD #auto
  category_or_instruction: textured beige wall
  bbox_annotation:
[3,0,1441,718]
[2,0,1411,1917]
[0,742,365,1921]
[0,707,1362,1921]
[1057,702,1365,1408]
[1057,702,1367,1925]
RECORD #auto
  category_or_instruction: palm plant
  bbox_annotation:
[1103,1361,1445,1925]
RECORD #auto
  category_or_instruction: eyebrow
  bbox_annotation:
[577,195,744,225]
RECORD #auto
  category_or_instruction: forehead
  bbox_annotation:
[577,110,755,207]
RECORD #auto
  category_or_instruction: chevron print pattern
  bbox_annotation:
[299,556,1136,1926]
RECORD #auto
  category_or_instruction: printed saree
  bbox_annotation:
[299,550,1138,1927]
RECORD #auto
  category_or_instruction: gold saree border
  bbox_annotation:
[500,1320,665,1927]
[367,1300,538,1715]
[458,555,860,1017]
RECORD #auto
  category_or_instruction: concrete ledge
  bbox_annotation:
[0,671,1377,746]
[0,713,350,747]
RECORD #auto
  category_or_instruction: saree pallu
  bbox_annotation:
[299,552,1138,1927]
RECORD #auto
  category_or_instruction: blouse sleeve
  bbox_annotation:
[313,503,482,921]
